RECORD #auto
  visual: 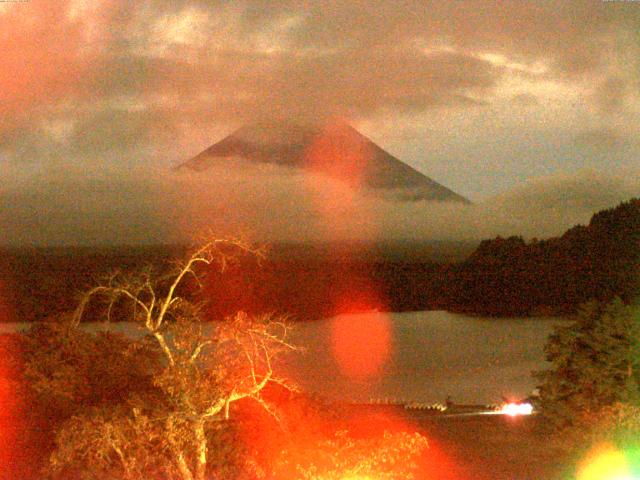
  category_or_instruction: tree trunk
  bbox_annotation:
[194,419,208,480]
[167,415,195,480]
[112,444,132,479]
[175,450,195,480]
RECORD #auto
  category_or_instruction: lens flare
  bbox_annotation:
[303,119,371,192]
[500,402,533,417]
[300,117,382,242]
[577,444,638,480]
[331,311,391,378]
[0,278,17,473]
[0,337,19,476]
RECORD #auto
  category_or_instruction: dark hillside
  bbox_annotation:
[0,242,470,322]
[450,198,640,316]
[2,199,637,321]
[0,246,185,322]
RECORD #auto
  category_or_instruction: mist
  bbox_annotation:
[1,162,638,247]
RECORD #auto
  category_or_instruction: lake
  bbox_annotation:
[0,311,565,404]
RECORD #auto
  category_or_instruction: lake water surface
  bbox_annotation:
[284,311,564,404]
[1,311,565,404]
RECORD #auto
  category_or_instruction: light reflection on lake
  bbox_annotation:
[1,311,566,404]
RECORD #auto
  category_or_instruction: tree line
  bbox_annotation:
[450,198,640,315]
[1,198,638,322]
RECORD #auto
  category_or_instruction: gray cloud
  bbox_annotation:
[2,0,639,157]
[1,163,638,246]
[592,76,630,114]
[2,0,640,246]
[574,128,633,151]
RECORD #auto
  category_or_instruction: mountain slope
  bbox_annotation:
[177,121,469,203]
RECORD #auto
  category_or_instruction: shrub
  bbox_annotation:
[535,298,640,434]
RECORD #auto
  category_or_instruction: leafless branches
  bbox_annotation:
[59,237,297,480]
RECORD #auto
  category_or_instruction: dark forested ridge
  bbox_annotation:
[0,241,473,322]
[0,245,186,323]
[0,199,638,322]
[449,198,640,316]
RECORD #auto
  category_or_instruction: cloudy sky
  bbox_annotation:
[1,0,639,246]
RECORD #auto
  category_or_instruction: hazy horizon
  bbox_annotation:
[1,158,638,247]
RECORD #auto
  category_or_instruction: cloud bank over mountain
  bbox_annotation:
[178,121,470,203]
[1,163,638,247]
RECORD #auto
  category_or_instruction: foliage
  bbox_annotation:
[275,429,428,480]
[584,402,640,447]
[23,239,297,480]
[453,198,640,315]
[23,320,160,418]
[535,298,640,433]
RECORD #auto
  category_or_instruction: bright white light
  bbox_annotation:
[500,402,533,417]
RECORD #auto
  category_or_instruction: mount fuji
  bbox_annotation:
[177,121,469,203]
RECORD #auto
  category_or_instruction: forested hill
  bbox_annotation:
[449,198,640,316]
[0,242,472,322]
[1,200,638,322]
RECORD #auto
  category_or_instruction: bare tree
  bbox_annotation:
[33,239,298,480]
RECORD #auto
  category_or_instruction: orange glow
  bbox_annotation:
[344,410,466,479]
[0,1,88,119]
[577,444,635,480]
[0,277,15,471]
[331,310,391,378]
[232,383,469,479]
[303,119,372,191]
[500,402,533,417]
[418,437,470,480]
[0,253,19,478]
[0,337,18,476]
[300,118,381,241]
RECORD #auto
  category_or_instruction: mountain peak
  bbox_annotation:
[177,120,469,203]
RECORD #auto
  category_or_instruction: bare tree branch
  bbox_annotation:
[59,237,299,480]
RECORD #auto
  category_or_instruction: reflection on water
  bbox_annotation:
[0,311,565,404]
[284,311,564,404]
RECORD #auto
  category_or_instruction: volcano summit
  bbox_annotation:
[178,121,469,203]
